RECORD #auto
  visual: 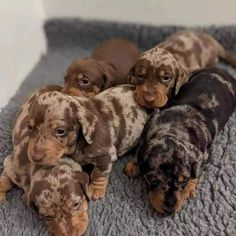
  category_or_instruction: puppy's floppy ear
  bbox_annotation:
[22,191,32,206]
[127,65,136,84]
[99,61,116,89]
[74,171,90,200]
[70,102,97,144]
[174,64,189,95]
[77,111,97,145]
[191,161,203,178]
[189,148,205,178]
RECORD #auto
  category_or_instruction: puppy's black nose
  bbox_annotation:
[165,196,176,209]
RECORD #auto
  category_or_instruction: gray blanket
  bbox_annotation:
[0,19,235,236]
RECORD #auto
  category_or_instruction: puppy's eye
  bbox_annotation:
[79,78,91,86]
[161,74,171,83]
[27,124,34,133]
[43,215,55,222]
[72,201,81,210]
[147,175,161,190]
[55,127,67,137]
[136,73,144,81]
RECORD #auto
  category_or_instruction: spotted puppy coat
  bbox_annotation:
[0,86,90,236]
[63,38,140,97]
[125,68,236,215]
[128,31,236,108]
[26,85,149,200]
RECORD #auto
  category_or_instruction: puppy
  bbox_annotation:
[125,68,236,215]
[128,31,236,108]
[63,38,140,97]
[26,85,149,200]
[0,86,89,236]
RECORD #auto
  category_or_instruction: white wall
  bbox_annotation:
[43,0,236,26]
[1,0,236,109]
[0,0,46,108]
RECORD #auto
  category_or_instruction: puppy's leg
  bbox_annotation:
[184,178,199,198]
[0,171,13,203]
[124,157,141,178]
[88,154,112,200]
[89,166,110,200]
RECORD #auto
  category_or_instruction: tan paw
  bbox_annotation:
[124,160,140,178]
[88,184,106,200]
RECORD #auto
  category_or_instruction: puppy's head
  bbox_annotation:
[27,91,97,165]
[138,137,202,215]
[127,48,188,108]
[28,159,89,236]
[63,58,115,97]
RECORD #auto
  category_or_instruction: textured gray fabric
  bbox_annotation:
[0,19,236,236]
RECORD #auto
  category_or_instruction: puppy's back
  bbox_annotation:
[169,68,236,135]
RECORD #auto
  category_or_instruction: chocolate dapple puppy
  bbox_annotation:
[63,38,140,97]
[128,31,236,108]
[0,86,90,236]
[125,68,236,215]
[26,85,149,200]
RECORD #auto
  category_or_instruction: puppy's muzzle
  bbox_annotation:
[134,86,157,108]
[30,147,47,162]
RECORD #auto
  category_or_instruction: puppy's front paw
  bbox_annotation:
[124,159,140,178]
[88,184,106,200]
[88,176,108,200]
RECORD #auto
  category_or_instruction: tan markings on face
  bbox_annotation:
[77,73,83,80]
[148,190,165,214]
[134,83,170,108]
[178,175,184,182]
[174,178,198,211]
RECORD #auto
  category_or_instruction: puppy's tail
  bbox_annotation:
[214,40,236,69]
[220,50,236,69]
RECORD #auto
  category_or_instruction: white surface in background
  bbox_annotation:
[1,0,236,109]
[43,0,236,26]
[0,0,46,108]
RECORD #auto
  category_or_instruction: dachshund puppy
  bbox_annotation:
[63,38,140,97]
[0,86,90,236]
[128,31,236,108]
[26,85,149,200]
[125,68,236,215]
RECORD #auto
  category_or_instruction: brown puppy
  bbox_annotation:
[63,38,140,97]
[25,85,149,200]
[128,31,236,108]
[0,86,89,236]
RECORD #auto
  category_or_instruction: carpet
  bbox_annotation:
[0,18,235,236]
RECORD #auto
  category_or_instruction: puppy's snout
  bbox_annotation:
[163,196,177,215]
[165,196,176,208]
[143,92,156,103]
[32,148,46,161]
